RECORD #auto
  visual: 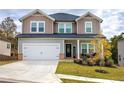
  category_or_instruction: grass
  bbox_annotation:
[0,61,15,66]
[61,78,96,83]
[56,62,124,81]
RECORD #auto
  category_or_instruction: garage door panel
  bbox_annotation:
[23,43,60,60]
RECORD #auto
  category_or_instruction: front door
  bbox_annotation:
[66,44,72,57]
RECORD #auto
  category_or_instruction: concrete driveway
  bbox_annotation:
[0,61,61,83]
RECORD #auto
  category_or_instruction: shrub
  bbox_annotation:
[105,58,114,67]
[92,54,100,64]
[87,58,95,66]
[74,59,82,65]
[82,60,87,65]
[86,54,90,58]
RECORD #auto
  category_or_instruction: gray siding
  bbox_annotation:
[118,40,124,66]
[18,38,64,54]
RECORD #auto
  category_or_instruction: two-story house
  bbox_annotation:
[17,9,105,60]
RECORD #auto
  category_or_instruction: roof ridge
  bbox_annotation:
[49,12,79,17]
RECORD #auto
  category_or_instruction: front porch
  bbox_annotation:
[61,39,96,59]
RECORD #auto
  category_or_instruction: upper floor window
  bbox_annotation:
[59,23,64,33]
[58,23,72,33]
[30,21,45,33]
[85,22,92,33]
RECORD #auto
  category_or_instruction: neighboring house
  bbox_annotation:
[0,28,18,59]
[0,37,11,56]
[118,33,124,66]
[17,9,105,60]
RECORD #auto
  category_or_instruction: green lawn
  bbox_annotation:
[61,78,96,83]
[56,62,124,81]
[0,61,14,66]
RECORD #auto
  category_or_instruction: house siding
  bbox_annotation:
[118,40,124,66]
[22,13,53,34]
[0,40,11,56]
[77,17,100,34]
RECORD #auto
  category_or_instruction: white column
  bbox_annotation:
[101,44,104,59]
[63,40,65,53]
[77,40,80,59]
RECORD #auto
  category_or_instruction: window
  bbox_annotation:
[7,44,10,49]
[31,22,37,32]
[59,23,64,33]
[58,23,72,33]
[82,44,87,54]
[89,44,94,53]
[85,22,92,33]
[30,21,45,32]
[66,24,72,33]
[39,22,44,32]
[81,43,95,54]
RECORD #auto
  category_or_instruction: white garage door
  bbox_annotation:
[23,43,60,60]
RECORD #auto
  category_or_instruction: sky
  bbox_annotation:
[0,9,123,39]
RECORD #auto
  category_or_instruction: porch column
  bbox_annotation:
[63,40,65,53]
[77,40,80,59]
[59,40,65,60]
[101,44,104,59]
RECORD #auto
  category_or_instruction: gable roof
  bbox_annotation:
[49,13,79,22]
[75,12,103,23]
[19,9,55,22]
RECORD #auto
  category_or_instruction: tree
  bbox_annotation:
[0,17,17,38]
[0,17,18,58]
[91,31,112,61]
[110,34,123,64]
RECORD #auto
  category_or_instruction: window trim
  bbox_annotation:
[58,22,72,33]
[81,43,95,54]
[85,21,92,33]
[30,21,45,33]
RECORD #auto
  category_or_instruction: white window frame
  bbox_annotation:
[81,43,95,54]
[58,22,72,33]
[30,21,45,33]
[85,21,92,33]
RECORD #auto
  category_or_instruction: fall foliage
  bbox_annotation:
[91,31,112,60]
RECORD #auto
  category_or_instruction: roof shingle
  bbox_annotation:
[49,13,79,22]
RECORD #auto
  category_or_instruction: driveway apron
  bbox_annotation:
[0,61,61,83]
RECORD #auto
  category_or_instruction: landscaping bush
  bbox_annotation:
[82,60,87,65]
[86,54,90,58]
[105,58,114,67]
[74,52,114,67]
[87,58,95,66]
[74,59,82,65]
[92,54,101,66]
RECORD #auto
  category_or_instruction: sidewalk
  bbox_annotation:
[57,74,124,83]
